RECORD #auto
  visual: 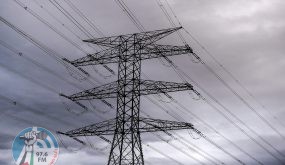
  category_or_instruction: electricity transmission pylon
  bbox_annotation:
[58,27,198,164]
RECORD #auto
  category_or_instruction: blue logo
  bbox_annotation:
[12,127,59,165]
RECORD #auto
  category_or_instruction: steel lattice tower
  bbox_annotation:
[58,27,198,165]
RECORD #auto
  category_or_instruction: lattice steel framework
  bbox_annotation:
[58,27,197,165]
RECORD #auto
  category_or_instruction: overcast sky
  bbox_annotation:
[1,0,285,164]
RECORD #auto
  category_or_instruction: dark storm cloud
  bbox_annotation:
[1,0,285,164]
[0,134,14,150]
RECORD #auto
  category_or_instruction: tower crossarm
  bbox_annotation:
[57,117,194,138]
[83,35,122,48]
[136,27,182,46]
[82,27,182,48]
[139,117,194,133]
[64,81,118,101]
[140,80,194,95]
[69,43,192,67]
[59,118,117,137]
[56,26,201,165]
[143,44,193,58]
[70,48,119,66]
[68,28,188,67]
[61,80,194,101]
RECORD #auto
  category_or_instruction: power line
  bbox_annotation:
[0,40,209,164]
[46,2,227,163]
[163,63,285,163]
[63,0,105,37]
[48,0,95,38]
[145,144,184,165]
[3,0,280,164]
[156,0,187,44]
[31,0,114,78]
[0,39,81,90]
[0,39,110,115]
[0,57,184,164]
[144,95,256,165]
[61,0,247,161]
[0,14,90,82]
[13,0,89,55]
[142,111,222,165]
[57,27,205,164]
[0,30,191,165]
[146,98,225,164]
[196,55,285,140]
[161,0,285,142]
[111,1,249,164]
[142,73,261,164]
[0,97,112,157]
[153,0,285,161]
[56,3,248,161]
[115,0,146,32]
[31,0,84,42]
[117,2,263,161]
[31,0,115,75]
[0,15,116,108]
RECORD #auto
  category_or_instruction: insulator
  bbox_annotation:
[92,66,112,79]
[188,91,201,101]
[157,132,173,143]
[188,53,200,63]
[88,100,109,114]
[188,129,202,140]
[62,58,88,82]
[77,67,90,76]
[157,94,172,103]
[59,94,87,116]
[103,65,116,75]
[159,57,172,67]
[56,132,85,152]
[101,100,114,109]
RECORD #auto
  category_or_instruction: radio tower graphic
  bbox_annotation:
[58,27,199,164]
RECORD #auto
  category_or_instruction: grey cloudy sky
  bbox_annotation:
[1,0,285,164]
